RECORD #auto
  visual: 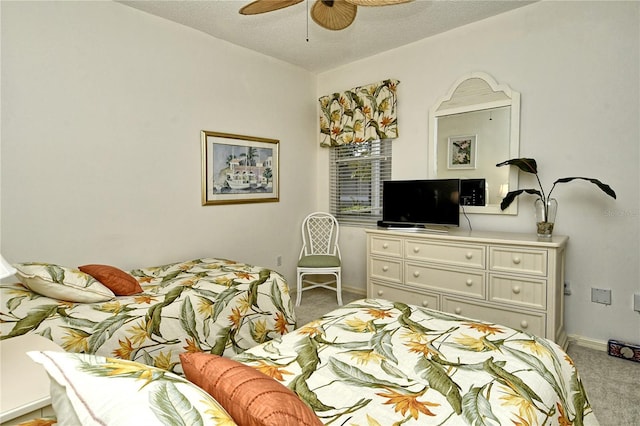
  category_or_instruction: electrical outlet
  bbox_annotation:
[276,255,282,267]
[563,281,572,296]
[591,288,612,305]
[634,293,640,312]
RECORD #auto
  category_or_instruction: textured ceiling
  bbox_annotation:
[119,0,535,73]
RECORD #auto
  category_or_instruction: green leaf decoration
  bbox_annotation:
[415,357,463,414]
[146,286,185,338]
[160,270,183,283]
[247,269,271,308]
[483,357,543,405]
[380,359,409,381]
[3,304,58,338]
[45,264,66,284]
[461,386,500,426]
[210,326,231,355]
[288,337,335,412]
[328,357,400,389]
[209,287,241,323]
[496,157,617,212]
[150,382,204,426]
[6,295,27,312]
[553,177,617,199]
[570,369,589,426]
[500,344,566,407]
[370,329,398,364]
[496,158,538,174]
[500,189,542,210]
[394,302,433,334]
[88,313,132,352]
[290,374,335,413]
[180,297,198,340]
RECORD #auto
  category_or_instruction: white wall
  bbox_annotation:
[317,1,640,344]
[0,1,317,282]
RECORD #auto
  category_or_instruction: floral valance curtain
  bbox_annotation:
[319,79,399,147]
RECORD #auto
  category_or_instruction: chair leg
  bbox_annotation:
[296,271,303,307]
[336,272,343,306]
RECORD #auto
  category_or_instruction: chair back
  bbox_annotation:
[300,212,340,258]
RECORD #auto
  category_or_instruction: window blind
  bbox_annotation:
[329,139,392,225]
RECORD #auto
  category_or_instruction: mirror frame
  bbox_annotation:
[428,72,520,215]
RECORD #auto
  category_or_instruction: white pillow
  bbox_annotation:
[14,262,115,303]
[28,351,237,426]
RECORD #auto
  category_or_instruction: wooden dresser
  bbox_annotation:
[366,228,569,348]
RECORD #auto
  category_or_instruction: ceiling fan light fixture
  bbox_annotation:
[240,0,304,15]
[311,0,358,30]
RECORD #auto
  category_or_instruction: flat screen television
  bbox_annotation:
[379,179,460,229]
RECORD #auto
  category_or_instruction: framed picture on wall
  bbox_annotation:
[201,131,279,205]
[447,135,477,169]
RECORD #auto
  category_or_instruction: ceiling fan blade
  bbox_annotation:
[311,0,358,31]
[345,0,413,5]
[239,0,304,15]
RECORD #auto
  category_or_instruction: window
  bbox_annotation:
[329,139,392,226]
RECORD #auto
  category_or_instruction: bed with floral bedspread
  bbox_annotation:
[234,298,598,426]
[0,258,295,375]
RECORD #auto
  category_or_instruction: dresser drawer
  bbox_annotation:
[441,296,545,337]
[405,240,485,269]
[369,281,439,309]
[369,257,402,283]
[489,246,547,276]
[369,236,403,257]
[489,274,547,309]
[405,263,485,298]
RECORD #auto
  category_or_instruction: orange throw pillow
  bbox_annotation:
[180,353,322,426]
[78,264,143,296]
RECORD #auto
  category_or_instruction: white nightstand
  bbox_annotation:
[0,335,63,425]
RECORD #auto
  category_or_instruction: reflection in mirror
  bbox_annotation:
[428,72,520,215]
[436,106,510,206]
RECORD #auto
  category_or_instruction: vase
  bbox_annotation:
[535,198,557,238]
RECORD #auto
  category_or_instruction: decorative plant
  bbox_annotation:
[496,158,617,222]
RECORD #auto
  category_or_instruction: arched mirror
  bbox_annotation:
[428,72,520,215]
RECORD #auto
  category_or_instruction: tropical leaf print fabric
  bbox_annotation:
[29,350,238,426]
[1,258,295,375]
[319,79,399,146]
[234,299,598,426]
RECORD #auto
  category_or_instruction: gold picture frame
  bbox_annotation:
[201,131,279,205]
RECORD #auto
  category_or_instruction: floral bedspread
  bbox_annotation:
[234,299,598,426]
[1,258,295,375]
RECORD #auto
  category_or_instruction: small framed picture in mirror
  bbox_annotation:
[448,135,476,169]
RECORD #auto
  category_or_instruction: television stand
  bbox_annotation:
[365,228,569,348]
[386,226,449,234]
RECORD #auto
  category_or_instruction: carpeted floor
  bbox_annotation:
[294,288,640,425]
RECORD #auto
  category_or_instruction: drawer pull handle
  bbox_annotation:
[413,247,420,253]
[455,307,462,315]
[465,279,473,287]
[512,286,521,294]
[382,243,389,249]
[377,290,384,296]
[422,300,429,307]
[513,257,521,264]
[382,265,389,272]
[465,252,473,260]
[520,320,529,329]
[413,271,420,278]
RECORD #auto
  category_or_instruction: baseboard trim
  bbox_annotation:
[341,285,366,296]
[567,334,608,351]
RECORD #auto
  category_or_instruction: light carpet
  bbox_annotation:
[294,288,640,425]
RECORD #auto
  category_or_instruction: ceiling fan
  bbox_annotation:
[239,0,414,31]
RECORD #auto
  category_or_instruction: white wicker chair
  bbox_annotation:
[296,212,342,307]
